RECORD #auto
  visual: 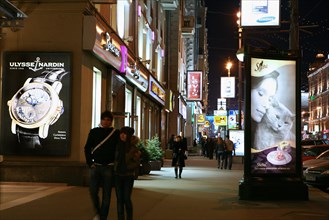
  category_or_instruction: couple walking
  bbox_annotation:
[84,111,141,220]
[216,135,234,170]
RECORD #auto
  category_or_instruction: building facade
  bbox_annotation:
[0,0,209,185]
[307,57,329,139]
[0,0,191,185]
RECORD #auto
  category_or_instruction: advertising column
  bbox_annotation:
[239,47,308,200]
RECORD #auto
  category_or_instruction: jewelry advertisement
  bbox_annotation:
[1,52,71,156]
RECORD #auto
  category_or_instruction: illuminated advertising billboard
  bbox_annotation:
[1,52,71,156]
[230,130,244,156]
[248,56,297,175]
[197,114,206,124]
[221,77,235,98]
[241,0,280,27]
[187,71,202,101]
[214,115,227,126]
[148,75,165,106]
[217,98,227,110]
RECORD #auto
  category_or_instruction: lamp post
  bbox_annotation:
[236,11,243,130]
[225,59,232,133]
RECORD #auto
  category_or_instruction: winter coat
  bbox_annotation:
[114,136,141,176]
[171,141,187,167]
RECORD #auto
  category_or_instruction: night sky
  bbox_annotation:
[205,0,329,113]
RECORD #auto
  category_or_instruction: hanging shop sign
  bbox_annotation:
[179,98,187,120]
[148,75,165,106]
[214,115,227,126]
[165,89,174,112]
[221,77,235,98]
[197,114,206,124]
[125,67,148,92]
[187,70,202,101]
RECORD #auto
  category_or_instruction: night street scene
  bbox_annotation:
[0,1,328,220]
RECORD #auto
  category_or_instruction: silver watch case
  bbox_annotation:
[7,78,64,139]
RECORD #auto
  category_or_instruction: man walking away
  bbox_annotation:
[224,135,234,170]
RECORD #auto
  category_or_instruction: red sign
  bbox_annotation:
[187,71,202,101]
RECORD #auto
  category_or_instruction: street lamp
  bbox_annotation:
[236,11,243,130]
[236,47,244,62]
[226,60,232,77]
[225,59,232,134]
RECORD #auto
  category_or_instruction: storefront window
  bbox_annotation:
[117,0,131,38]
[136,96,142,137]
[125,88,132,126]
[92,67,102,128]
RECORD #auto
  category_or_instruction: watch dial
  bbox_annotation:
[13,87,52,123]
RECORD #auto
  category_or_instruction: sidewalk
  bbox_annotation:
[1,156,329,220]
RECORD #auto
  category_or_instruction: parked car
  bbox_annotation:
[301,139,329,149]
[303,150,329,190]
[302,145,329,161]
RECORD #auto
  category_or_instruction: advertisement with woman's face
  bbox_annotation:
[250,58,296,175]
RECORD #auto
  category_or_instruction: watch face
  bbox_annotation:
[9,82,61,127]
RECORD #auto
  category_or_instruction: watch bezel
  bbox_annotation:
[8,82,61,129]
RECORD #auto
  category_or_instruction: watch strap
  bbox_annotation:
[32,68,68,84]
[16,126,42,149]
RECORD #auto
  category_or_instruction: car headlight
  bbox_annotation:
[321,170,329,175]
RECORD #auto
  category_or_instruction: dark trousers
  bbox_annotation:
[115,175,135,220]
[217,151,225,168]
[89,165,114,220]
[225,151,233,169]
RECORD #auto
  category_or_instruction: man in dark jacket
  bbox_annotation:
[84,111,120,220]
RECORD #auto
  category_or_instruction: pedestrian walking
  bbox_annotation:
[224,135,234,170]
[205,137,215,160]
[215,137,225,169]
[171,135,187,178]
[114,126,141,220]
[84,111,120,220]
[201,137,207,157]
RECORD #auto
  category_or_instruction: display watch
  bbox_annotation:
[7,68,68,149]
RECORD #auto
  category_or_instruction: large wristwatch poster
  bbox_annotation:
[1,52,71,156]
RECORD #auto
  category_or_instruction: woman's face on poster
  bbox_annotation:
[251,77,277,122]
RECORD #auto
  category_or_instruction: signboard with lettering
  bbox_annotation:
[241,0,280,27]
[197,114,206,124]
[245,48,300,177]
[187,71,202,101]
[148,75,165,106]
[240,48,307,200]
[214,115,227,126]
[221,77,235,98]
[1,52,71,156]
